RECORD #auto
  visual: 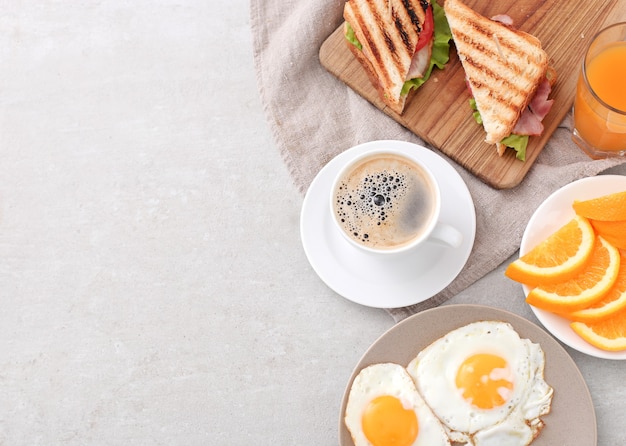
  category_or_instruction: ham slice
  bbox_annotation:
[406,42,433,80]
[513,78,554,136]
[513,109,544,136]
[491,14,513,26]
[529,78,554,120]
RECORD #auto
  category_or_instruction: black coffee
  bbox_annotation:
[333,154,437,250]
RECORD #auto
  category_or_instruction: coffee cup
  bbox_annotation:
[330,148,463,255]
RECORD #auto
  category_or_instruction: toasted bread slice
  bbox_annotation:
[343,0,430,114]
[444,0,549,145]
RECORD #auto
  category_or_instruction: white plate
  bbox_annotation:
[339,305,596,446]
[521,175,626,360]
[300,140,476,308]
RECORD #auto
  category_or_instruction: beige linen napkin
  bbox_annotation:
[250,0,626,322]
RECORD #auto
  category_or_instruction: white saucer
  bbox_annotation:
[300,140,476,308]
[521,175,626,360]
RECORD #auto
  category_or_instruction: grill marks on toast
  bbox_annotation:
[344,0,428,110]
[401,0,423,32]
[444,0,548,144]
[395,12,411,49]
[454,28,539,124]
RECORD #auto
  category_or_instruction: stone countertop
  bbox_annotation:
[0,1,623,444]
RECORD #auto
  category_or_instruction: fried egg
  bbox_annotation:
[344,362,450,446]
[406,321,553,445]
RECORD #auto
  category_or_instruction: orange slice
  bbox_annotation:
[505,216,595,286]
[573,190,626,221]
[571,306,626,351]
[590,219,626,249]
[561,250,626,323]
[526,236,621,313]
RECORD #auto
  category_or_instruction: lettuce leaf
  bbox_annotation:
[469,98,482,124]
[345,22,362,50]
[501,134,529,161]
[401,2,452,96]
[469,99,529,161]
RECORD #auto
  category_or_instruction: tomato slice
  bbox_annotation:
[414,5,434,53]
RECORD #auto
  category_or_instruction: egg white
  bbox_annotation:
[470,341,553,446]
[406,321,553,445]
[345,362,450,446]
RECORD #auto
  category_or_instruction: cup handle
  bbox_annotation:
[429,222,463,248]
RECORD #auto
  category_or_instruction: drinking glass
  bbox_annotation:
[572,22,626,158]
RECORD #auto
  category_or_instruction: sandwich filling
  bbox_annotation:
[401,1,452,95]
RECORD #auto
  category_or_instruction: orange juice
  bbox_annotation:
[574,41,626,153]
[587,43,626,111]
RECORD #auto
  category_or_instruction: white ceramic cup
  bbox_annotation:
[330,148,463,255]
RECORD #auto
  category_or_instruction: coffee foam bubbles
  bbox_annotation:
[333,154,437,250]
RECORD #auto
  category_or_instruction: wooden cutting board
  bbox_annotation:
[320,0,625,189]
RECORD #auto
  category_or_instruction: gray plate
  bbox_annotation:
[339,304,596,446]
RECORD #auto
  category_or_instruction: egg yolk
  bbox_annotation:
[362,395,419,446]
[455,353,513,409]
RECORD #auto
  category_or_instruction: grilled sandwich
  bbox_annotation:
[444,0,555,158]
[343,0,444,114]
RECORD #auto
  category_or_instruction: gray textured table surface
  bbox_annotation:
[0,1,623,445]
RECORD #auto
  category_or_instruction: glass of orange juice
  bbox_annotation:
[572,22,626,158]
